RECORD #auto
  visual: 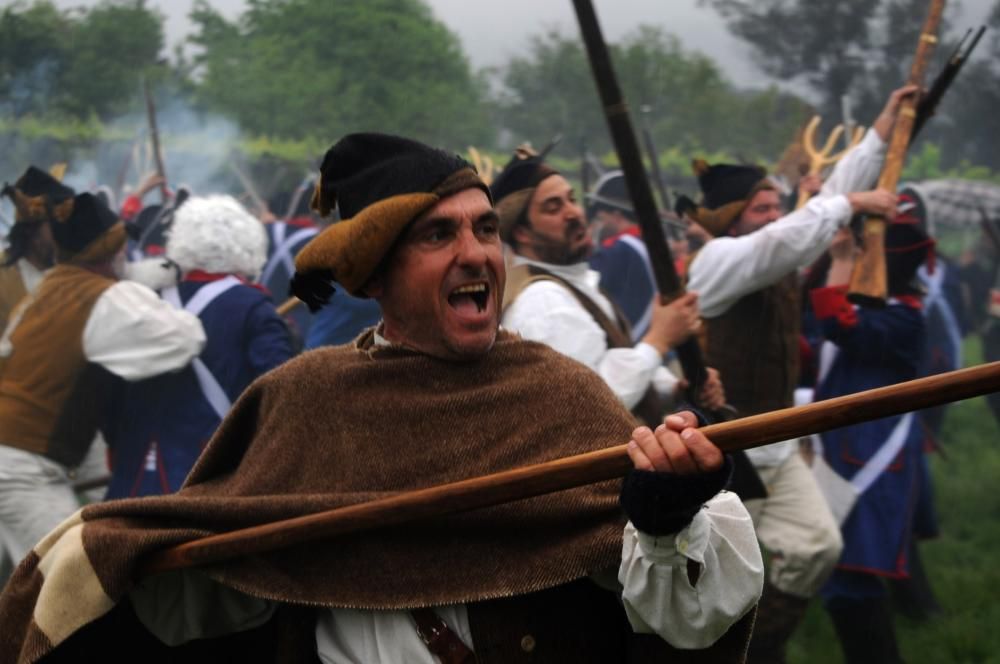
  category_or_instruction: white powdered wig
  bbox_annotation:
[166,195,268,279]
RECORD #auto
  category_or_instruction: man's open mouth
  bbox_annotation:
[448,282,490,314]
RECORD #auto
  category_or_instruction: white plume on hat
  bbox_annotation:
[166,195,268,280]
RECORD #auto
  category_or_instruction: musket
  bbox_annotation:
[228,156,267,216]
[585,151,607,179]
[570,0,711,403]
[639,104,672,213]
[912,26,987,141]
[140,360,1000,575]
[284,175,316,221]
[848,0,946,306]
[276,296,303,317]
[113,135,138,203]
[0,206,13,233]
[142,78,169,204]
[841,94,856,151]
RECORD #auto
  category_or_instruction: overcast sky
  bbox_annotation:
[49,0,995,92]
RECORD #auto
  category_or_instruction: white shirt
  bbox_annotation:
[130,491,763,660]
[501,255,678,409]
[686,129,886,467]
[1,278,205,380]
[688,128,888,319]
[83,280,206,380]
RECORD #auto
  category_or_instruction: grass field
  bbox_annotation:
[788,339,1000,664]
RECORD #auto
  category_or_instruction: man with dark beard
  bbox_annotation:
[496,152,723,423]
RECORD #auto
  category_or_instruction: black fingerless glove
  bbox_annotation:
[619,456,734,536]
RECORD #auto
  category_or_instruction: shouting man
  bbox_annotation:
[2,134,761,663]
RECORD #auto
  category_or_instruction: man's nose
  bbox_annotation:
[566,200,585,222]
[455,227,488,265]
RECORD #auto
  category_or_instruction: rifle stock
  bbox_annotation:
[140,360,1000,576]
[848,0,946,306]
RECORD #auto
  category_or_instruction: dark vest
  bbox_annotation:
[704,274,800,416]
[467,577,755,663]
[503,263,667,426]
[0,264,118,466]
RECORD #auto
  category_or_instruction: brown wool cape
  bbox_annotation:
[0,329,643,663]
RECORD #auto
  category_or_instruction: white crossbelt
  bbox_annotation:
[919,263,963,371]
[808,300,917,523]
[161,276,241,420]
[260,222,319,287]
[617,234,657,341]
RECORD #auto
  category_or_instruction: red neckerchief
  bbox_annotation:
[601,225,641,249]
[893,294,923,311]
[284,215,318,229]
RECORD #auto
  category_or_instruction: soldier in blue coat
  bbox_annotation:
[809,211,935,664]
[105,195,293,498]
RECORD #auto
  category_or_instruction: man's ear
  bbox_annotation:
[511,222,532,249]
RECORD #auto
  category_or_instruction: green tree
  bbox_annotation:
[703,0,880,120]
[494,26,810,166]
[699,0,1000,170]
[0,1,165,120]
[187,0,490,150]
[0,1,73,117]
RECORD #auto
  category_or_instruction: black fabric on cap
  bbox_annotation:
[52,192,120,254]
[490,154,557,204]
[313,133,483,218]
[885,201,935,295]
[698,163,768,210]
[1,166,75,224]
[10,166,74,202]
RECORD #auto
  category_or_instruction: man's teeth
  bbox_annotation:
[453,283,487,294]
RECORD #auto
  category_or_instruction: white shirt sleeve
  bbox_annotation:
[820,128,887,197]
[689,128,888,319]
[619,491,764,649]
[82,280,206,381]
[502,280,661,410]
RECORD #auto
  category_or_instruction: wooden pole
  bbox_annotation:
[142,78,169,204]
[275,296,302,317]
[140,360,1000,576]
[847,0,946,306]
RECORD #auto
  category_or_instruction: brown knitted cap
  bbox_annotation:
[291,133,491,309]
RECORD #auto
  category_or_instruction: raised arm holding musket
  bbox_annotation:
[678,85,916,664]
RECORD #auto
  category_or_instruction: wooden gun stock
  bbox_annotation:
[847,0,946,306]
[140,360,1000,576]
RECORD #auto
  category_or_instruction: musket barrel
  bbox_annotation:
[140,360,1000,576]
[142,78,169,204]
[571,0,717,400]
